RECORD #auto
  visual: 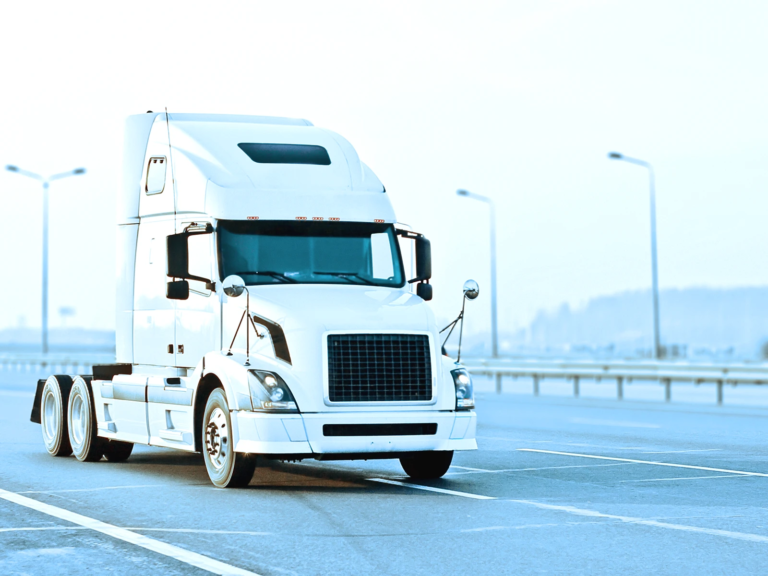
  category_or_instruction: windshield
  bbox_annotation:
[218,220,405,288]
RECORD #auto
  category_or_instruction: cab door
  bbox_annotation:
[174,220,219,368]
[133,217,177,366]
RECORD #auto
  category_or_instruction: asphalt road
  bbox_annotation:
[2,367,768,575]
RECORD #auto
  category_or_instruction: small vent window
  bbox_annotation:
[145,156,166,195]
[238,143,331,165]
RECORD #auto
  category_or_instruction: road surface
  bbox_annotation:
[2,367,768,574]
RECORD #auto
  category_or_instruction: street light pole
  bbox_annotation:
[5,165,86,355]
[457,189,501,390]
[607,152,662,359]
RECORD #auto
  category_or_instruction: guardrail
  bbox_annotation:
[462,358,768,405]
[0,353,115,375]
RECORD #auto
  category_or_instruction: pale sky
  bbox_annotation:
[0,0,766,338]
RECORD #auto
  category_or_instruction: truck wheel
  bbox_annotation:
[203,388,257,488]
[68,376,106,462]
[40,375,74,457]
[400,451,454,479]
[103,440,134,462]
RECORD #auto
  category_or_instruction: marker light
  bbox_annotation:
[248,371,299,412]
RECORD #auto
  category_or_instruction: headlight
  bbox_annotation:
[451,368,474,410]
[248,371,299,412]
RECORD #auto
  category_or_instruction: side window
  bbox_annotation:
[188,231,212,296]
[145,157,167,195]
[371,233,394,280]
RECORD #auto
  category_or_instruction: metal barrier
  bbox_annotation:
[0,353,115,376]
[462,358,768,405]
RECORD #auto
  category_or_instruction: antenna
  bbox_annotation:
[165,107,177,217]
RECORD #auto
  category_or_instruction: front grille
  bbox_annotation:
[323,423,438,437]
[327,334,432,402]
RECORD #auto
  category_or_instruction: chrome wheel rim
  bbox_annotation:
[70,392,86,448]
[205,407,229,471]
[42,389,58,444]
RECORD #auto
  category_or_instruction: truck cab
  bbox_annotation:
[33,113,477,487]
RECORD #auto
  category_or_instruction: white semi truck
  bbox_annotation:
[31,112,477,488]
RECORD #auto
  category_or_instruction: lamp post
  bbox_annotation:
[5,165,86,355]
[457,188,501,391]
[607,152,662,359]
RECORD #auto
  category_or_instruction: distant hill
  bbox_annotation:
[526,287,768,359]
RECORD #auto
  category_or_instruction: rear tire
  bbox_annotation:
[68,376,106,462]
[202,389,257,488]
[103,440,134,462]
[400,451,454,479]
[40,375,74,457]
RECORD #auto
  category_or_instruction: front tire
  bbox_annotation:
[202,389,257,488]
[68,376,106,462]
[400,451,454,479]
[40,375,74,457]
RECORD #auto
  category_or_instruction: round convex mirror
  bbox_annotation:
[222,275,246,297]
[463,279,479,300]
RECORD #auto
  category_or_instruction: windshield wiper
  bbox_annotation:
[313,271,376,286]
[232,271,298,284]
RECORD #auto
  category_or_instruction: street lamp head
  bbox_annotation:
[608,152,623,160]
[5,165,19,172]
[456,189,469,196]
[73,168,86,175]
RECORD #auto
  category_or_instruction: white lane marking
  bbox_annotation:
[511,499,768,544]
[0,526,269,536]
[368,478,495,500]
[620,474,755,483]
[641,449,722,454]
[518,449,768,477]
[568,418,661,429]
[0,488,261,576]
[18,484,167,495]
[478,437,655,452]
[451,466,492,472]
[445,463,632,476]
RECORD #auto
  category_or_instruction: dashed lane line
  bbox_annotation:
[0,488,261,576]
[510,499,768,544]
[620,474,755,483]
[445,463,632,475]
[518,448,768,477]
[368,478,496,500]
[17,484,168,495]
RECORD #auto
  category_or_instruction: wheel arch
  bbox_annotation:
[193,373,224,453]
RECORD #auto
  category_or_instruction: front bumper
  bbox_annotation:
[232,410,477,456]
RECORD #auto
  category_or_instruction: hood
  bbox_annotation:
[222,284,440,412]
[247,284,432,333]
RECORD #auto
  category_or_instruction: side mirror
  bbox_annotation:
[415,236,432,282]
[222,275,246,297]
[167,234,189,279]
[166,280,189,300]
[463,279,479,300]
[416,282,433,301]
[166,223,214,295]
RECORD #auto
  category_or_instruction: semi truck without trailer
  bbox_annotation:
[31,112,478,488]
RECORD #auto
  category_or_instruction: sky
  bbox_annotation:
[0,0,766,341]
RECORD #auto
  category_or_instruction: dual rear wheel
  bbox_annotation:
[40,375,133,463]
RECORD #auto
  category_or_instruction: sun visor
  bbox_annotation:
[205,181,396,223]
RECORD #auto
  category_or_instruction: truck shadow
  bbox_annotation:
[116,449,448,493]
